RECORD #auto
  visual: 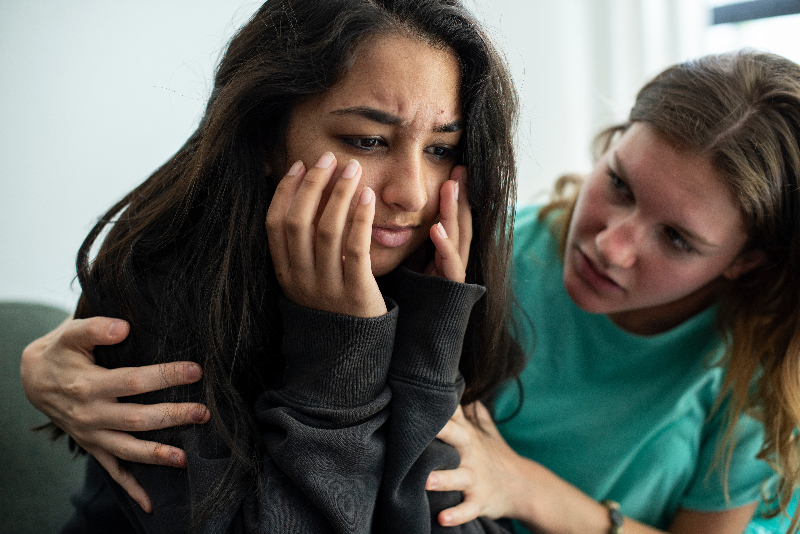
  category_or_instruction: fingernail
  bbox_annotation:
[287,160,303,176]
[108,320,122,337]
[139,498,152,513]
[192,406,208,422]
[170,450,184,467]
[186,364,202,381]
[341,159,359,179]
[359,187,373,205]
[454,181,459,201]
[437,222,448,239]
[441,512,453,525]
[315,152,335,169]
[428,473,439,488]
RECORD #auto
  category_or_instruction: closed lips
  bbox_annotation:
[372,226,415,247]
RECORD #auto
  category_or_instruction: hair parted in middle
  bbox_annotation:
[70,0,522,526]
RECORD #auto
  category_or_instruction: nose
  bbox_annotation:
[379,152,429,213]
[595,215,639,269]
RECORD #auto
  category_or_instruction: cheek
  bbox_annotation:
[568,191,598,241]
[638,258,723,299]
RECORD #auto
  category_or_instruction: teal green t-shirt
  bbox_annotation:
[495,206,774,530]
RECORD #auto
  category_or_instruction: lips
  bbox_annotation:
[372,225,415,248]
[576,249,623,293]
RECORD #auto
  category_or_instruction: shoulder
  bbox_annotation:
[512,204,563,274]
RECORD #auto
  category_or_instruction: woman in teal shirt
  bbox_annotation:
[426,50,800,534]
[21,50,800,533]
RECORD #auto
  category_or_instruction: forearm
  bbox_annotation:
[254,298,399,532]
[504,455,661,534]
[507,455,755,534]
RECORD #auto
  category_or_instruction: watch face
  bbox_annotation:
[601,500,624,532]
[609,508,624,527]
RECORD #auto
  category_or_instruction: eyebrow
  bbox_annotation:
[330,106,463,133]
[610,151,717,249]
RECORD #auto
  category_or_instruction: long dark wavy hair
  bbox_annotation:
[65,0,523,526]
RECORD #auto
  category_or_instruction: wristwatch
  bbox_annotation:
[601,499,624,534]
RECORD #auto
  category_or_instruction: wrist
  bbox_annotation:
[601,500,624,534]
[515,462,620,534]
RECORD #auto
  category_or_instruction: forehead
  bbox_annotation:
[302,33,462,128]
[614,123,746,242]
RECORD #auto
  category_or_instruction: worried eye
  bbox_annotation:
[609,171,630,194]
[665,227,695,253]
[425,145,458,160]
[343,137,384,150]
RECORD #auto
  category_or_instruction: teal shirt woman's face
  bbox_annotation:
[561,122,763,335]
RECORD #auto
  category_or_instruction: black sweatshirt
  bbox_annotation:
[61,267,512,533]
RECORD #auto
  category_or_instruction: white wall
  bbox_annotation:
[1,1,793,311]
[1,1,262,310]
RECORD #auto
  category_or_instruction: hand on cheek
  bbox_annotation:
[426,165,471,283]
[266,153,387,318]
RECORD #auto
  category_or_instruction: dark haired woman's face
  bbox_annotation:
[282,34,463,276]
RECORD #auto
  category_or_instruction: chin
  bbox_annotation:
[370,254,405,277]
[563,270,611,315]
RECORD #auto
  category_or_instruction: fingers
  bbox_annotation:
[266,153,385,317]
[439,171,461,247]
[316,159,362,282]
[283,153,338,284]
[426,467,473,492]
[343,187,384,317]
[91,447,153,513]
[91,429,187,467]
[429,166,471,283]
[103,402,209,432]
[436,418,470,450]
[429,221,464,282]
[96,362,204,398]
[437,500,481,527]
[59,316,131,354]
[453,166,473,267]
[266,160,306,284]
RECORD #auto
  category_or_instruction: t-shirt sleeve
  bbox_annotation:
[680,406,774,511]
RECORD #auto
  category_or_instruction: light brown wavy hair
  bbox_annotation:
[543,50,800,530]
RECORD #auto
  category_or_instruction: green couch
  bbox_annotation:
[0,301,86,533]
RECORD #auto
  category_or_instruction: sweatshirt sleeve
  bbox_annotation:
[374,267,513,534]
[65,299,398,534]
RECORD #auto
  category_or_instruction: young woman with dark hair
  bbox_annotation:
[20,0,524,532]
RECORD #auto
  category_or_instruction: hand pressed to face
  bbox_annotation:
[266,155,471,317]
[267,154,387,317]
[425,165,472,283]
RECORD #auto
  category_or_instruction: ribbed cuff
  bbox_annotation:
[379,267,485,385]
[279,298,397,407]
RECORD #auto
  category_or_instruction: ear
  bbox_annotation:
[723,249,768,280]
